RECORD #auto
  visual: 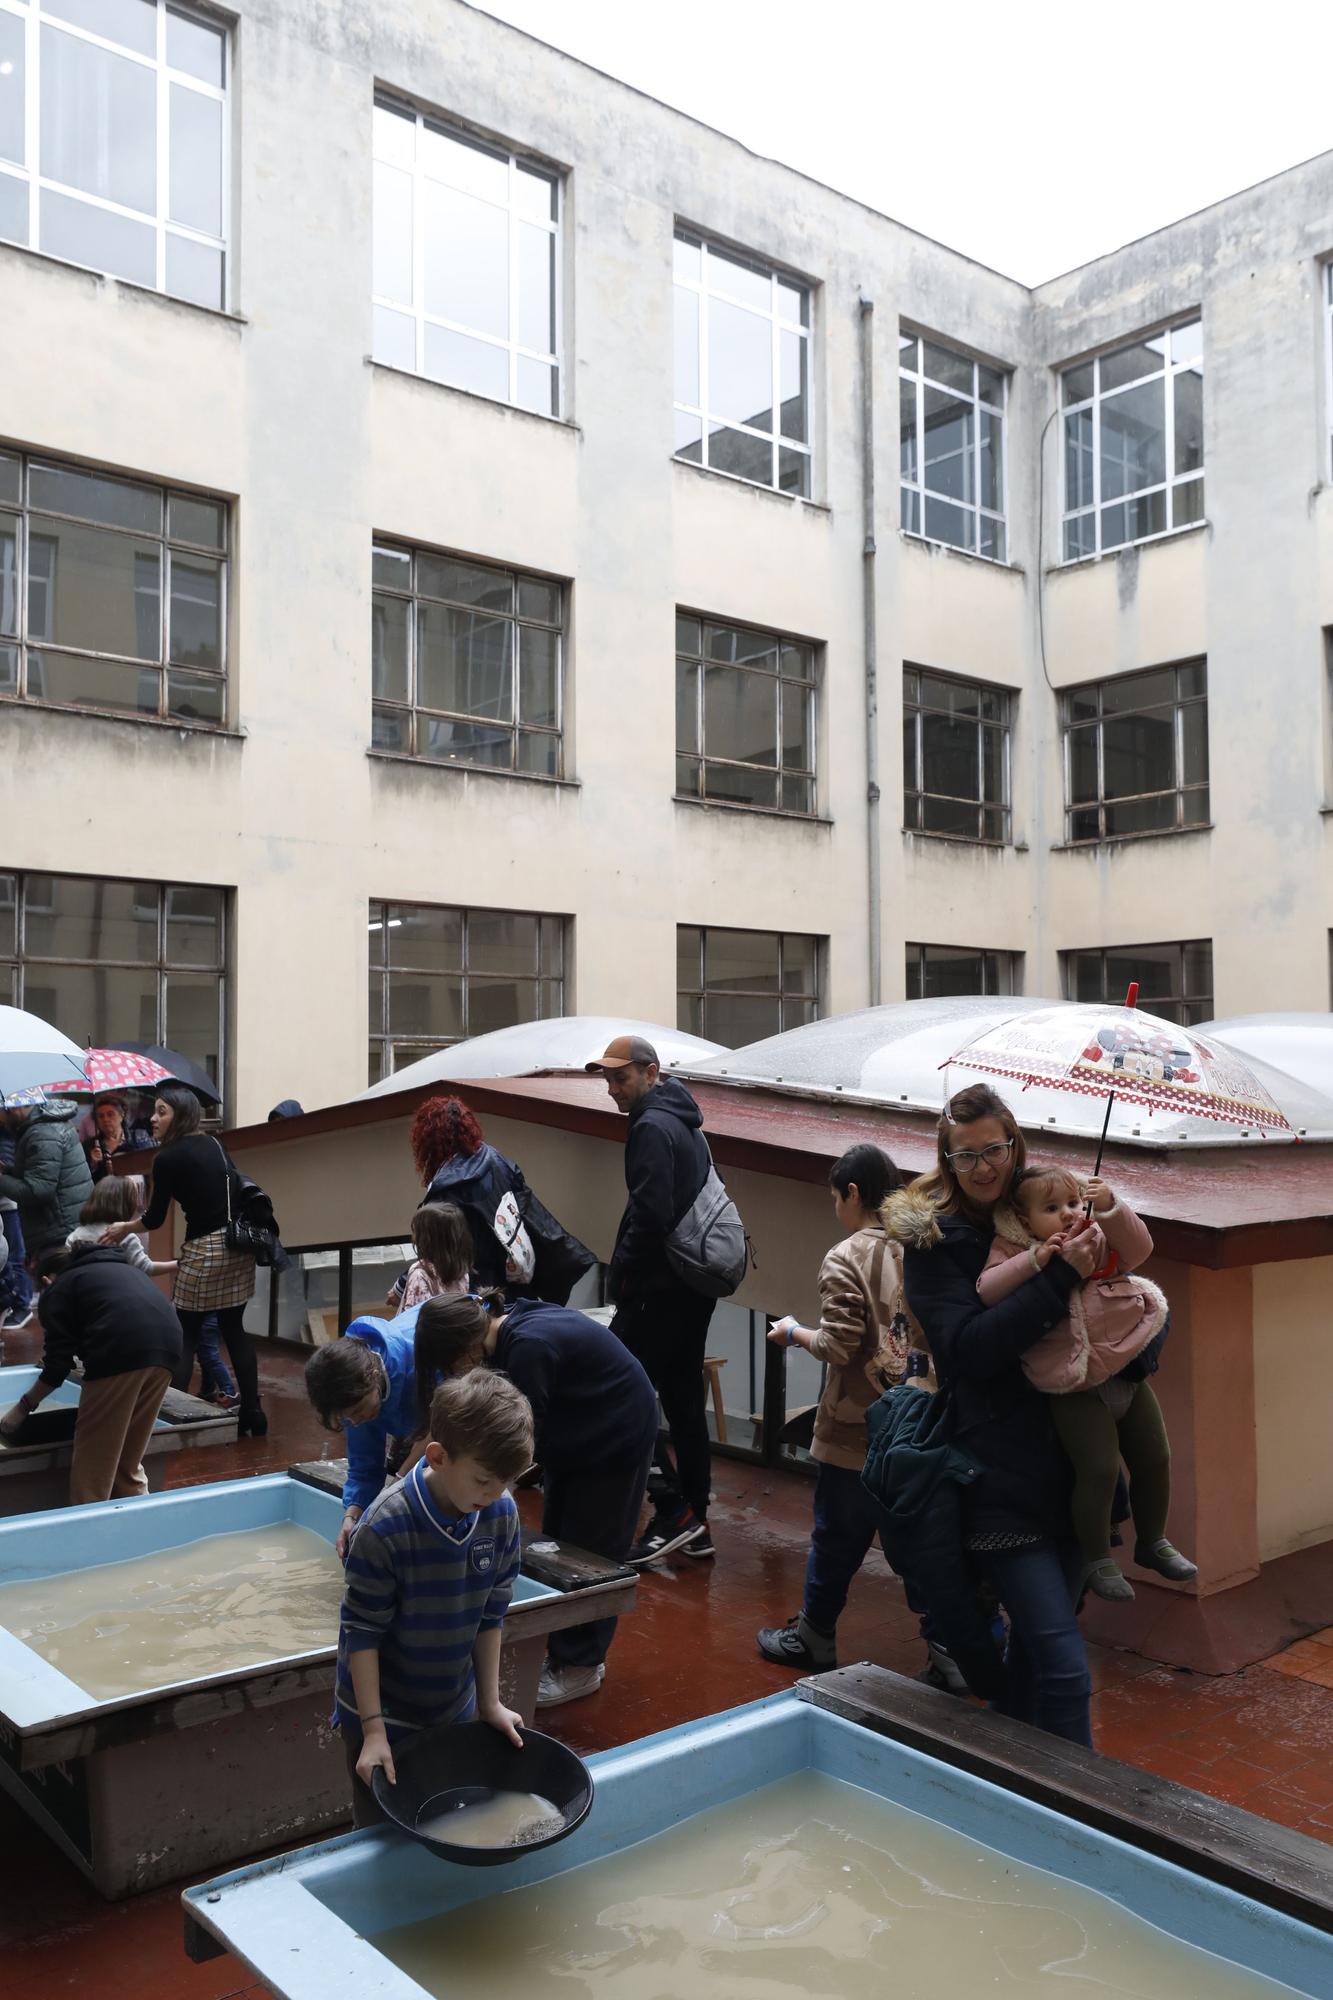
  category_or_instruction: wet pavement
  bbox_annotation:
[3,1336,1332,1998]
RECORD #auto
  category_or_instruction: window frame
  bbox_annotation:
[1325,264,1333,484]
[902,666,1014,845]
[370,92,563,419]
[674,610,818,817]
[676,923,822,1047]
[0,442,230,725]
[904,942,1020,1001]
[0,867,228,1093]
[367,899,567,1082]
[1060,940,1213,1027]
[1059,659,1209,845]
[0,0,230,309]
[898,328,1009,562]
[672,227,813,498]
[1060,316,1204,562]
[370,538,565,777]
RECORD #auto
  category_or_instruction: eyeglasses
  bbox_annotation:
[945,1139,1015,1173]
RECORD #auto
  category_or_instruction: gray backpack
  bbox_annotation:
[665,1146,750,1298]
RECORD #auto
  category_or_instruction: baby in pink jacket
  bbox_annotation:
[978,1165,1196,1603]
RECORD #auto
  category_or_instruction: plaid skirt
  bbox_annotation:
[173,1229,256,1313]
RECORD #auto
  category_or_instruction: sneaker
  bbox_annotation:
[207,1389,242,1410]
[535,1661,605,1708]
[628,1507,709,1567]
[1134,1538,1198,1582]
[917,1639,971,1696]
[1,1308,32,1331]
[682,1523,715,1559]
[756,1615,836,1671]
[1082,1558,1135,1602]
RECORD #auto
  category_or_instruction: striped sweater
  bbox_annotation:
[335,1461,520,1739]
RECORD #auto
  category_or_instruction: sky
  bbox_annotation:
[475,0,1333,286]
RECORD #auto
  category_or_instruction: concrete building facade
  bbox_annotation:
[2,0,1332,1117]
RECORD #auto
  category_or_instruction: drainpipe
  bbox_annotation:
[859,295,882,1006]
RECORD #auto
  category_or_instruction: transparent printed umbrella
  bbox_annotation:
[0,1004,90,1105]
[41,1048,175,1098]
[944,994,1295,1154]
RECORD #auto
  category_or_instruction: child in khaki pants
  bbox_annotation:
[0,1245,183,1504]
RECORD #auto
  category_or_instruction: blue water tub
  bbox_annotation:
[0,1473,566,1897]
[0,1361,235,1515]
[182,1691,1333,1999]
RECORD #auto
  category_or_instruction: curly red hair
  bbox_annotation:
[410,1095,485,1183]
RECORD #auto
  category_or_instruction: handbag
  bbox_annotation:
[215,1139,287,1269]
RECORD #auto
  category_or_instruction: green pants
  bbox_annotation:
[1050,1383,1171,1565]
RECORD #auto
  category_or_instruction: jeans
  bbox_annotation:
[981,1541,1092,1747]
[542,1433,654,1669]
[0,1209,32,1315]
[803,1462,882,1633]
[194,1314,238,1399]
[174,1305,261,1420]
[612,1287,715,1520]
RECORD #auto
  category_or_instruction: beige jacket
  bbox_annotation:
[807,1225,914,1469]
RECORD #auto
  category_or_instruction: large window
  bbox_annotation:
[0,871,226,1088]
[371,543,564,776]
[371,97,561,418]
[675,613,816,814]
[1062,318,1204,560]
[905,944,1019,1001]
[0,1,227,308]
[1062,941,1213,1027]
[1061,660,1208,843]
[902,668,1012,843]
[899,332,1007,561]
[677,926,820,1048]
[673,231,811,497]
[368,901,565,1083]
[0,445,227,723]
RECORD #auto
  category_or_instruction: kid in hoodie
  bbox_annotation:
[977,1165,1195,1602]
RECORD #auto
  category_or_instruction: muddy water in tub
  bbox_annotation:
[379,1771,1304,1998]
[0,1522,343,1699]
[416,1792,565,1849]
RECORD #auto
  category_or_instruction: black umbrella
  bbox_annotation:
[107,1041,222,1106]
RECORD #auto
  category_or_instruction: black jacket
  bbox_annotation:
[885,1187,1081,1543]
[494,1299,657,1471]
[862,1384,1006,1701]
[423,1145,594,1303]
[608,1077,709,1301]
[37,1247,183,1386]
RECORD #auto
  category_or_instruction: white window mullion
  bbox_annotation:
[25,0,37,250]
[1164,362,1177,532]
[155,0,168,292]
[698,249,710,471]
[507,154,519,408]
[412,112,425,377]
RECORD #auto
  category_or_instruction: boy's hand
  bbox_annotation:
[1083,1177,1114,1213]
[355,1723,395,1789]
[0,1403,26,1438]
[479,1699,525,1749]
[766,1315,797,1347]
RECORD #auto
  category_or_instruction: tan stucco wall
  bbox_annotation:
[1252,1258,1333,1561]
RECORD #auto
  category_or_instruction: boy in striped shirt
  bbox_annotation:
[337,1368,534,1826]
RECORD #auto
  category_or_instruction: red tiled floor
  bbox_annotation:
[3,1330,1333,1995]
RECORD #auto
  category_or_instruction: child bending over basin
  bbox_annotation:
[977,1166,1197,1603]
[336,1368,534,1828]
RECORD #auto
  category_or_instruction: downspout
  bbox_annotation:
[859,295,882,1006]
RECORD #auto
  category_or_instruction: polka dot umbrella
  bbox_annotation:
[42,1048,175,1097]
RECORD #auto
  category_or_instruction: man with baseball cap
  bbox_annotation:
[586,1034,716,1563]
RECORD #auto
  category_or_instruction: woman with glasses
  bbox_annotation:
[884,1083,1102,1746]
[305,1308,425,1559]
